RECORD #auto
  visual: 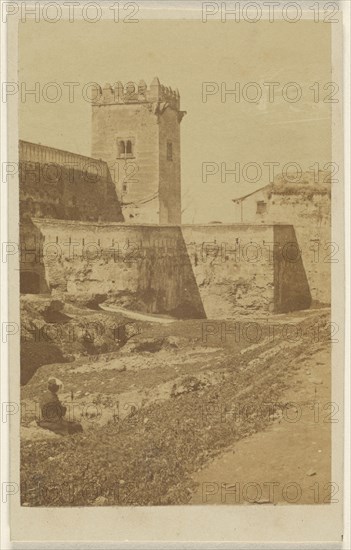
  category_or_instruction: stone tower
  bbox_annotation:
[91,77,186,224]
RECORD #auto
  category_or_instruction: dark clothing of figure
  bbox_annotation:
[39,390,67,422]
[37,390,83,436]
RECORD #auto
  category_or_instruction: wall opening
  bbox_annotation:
[117,138,135,159]
[126,140,133,156]
[118,140,125,157]
[256,200,267,214]
[167,141,173,161]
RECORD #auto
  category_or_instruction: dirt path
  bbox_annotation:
[99,303,176,324]
[190,343,333,505]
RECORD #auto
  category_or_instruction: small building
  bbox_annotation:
[232,175,332,306]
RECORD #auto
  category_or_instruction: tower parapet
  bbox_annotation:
[92,77,181,111]
[92,76,185,224]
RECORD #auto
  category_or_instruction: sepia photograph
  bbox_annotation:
[2,1,347,546]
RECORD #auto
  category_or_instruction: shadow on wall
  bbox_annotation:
[168,230,207,319]
[135,227,207,319]
[20,219,50,294]
[273,225,312,313]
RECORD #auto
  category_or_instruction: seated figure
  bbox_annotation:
[37,377,83,436]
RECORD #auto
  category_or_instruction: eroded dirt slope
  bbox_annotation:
[20,302,332,506]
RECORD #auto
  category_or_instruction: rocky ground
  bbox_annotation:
[20,296,332,506]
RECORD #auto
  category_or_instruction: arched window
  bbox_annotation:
[118,140,126,157]
[117,137,135,158]
[126,140,133,156]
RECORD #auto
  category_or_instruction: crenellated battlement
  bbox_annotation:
[92,76,184,224]
[92,76,181,110]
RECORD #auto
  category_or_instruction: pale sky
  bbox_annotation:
[19,20,332,222]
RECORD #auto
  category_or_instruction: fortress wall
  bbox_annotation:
[22,221,311,318]
[270,194,331,306]
[181,224,310,316]
[181,224,276,317]
[26,220,206,318]
[234,189,331,305]
[19,140,124,224]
